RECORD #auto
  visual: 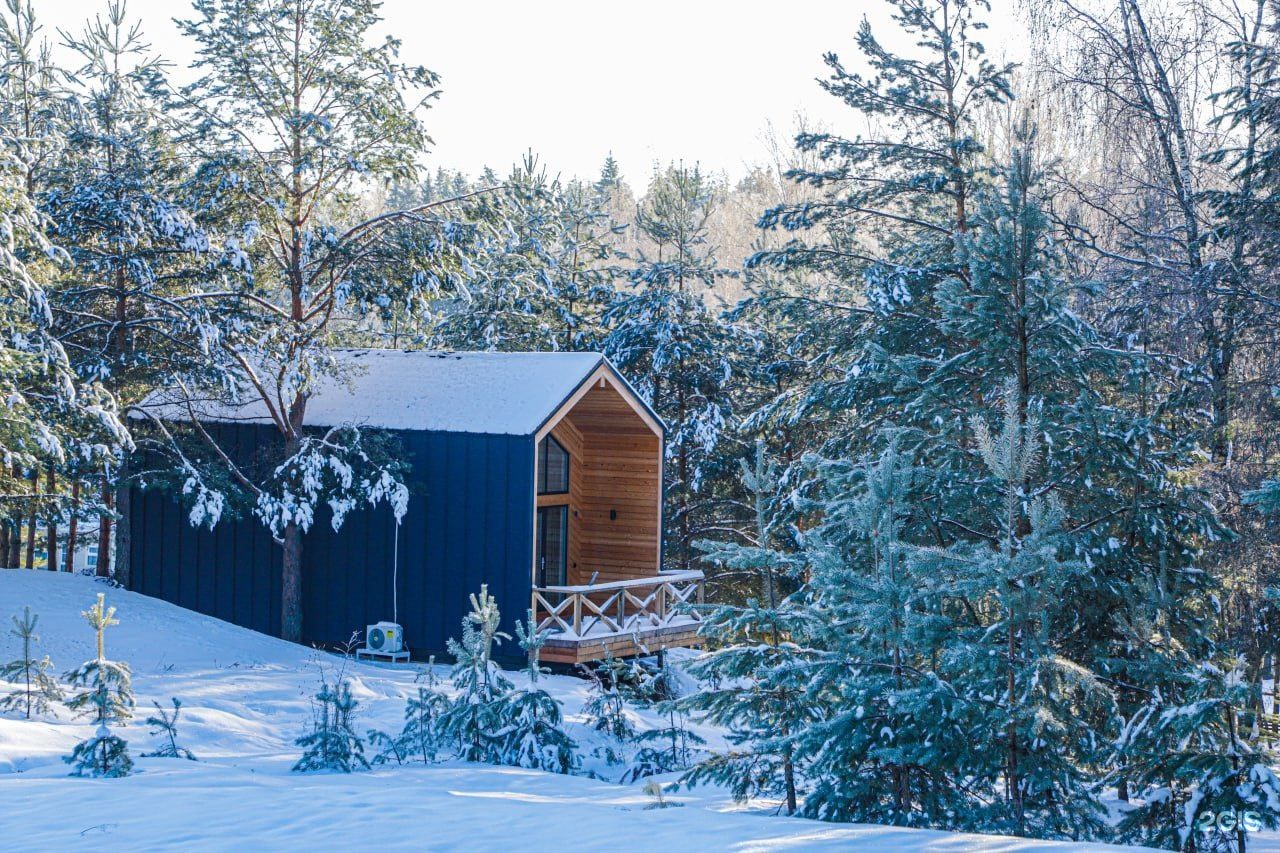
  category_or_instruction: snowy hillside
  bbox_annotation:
[0,572,1171,850]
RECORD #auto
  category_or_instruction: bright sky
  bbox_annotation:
[44,0,1024,184]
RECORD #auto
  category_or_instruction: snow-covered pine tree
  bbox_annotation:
[603,163,737,573]
[422,155,619,354]
[162,0,454,642]
[0,606,63,718]
[915,384,1112,839]
[680,438,814,814]
[747,0,1012,464]
[46,2,216,584]
[1113,656,1280,852]
[790,433,972,827]
[439,585,512,764]
[64,593,133,777]
[142,698,196,760]
[0,0,128,568]
[489,612,577,774]
[293,678,369,773]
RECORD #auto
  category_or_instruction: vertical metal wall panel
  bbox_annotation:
[126,423,536,660]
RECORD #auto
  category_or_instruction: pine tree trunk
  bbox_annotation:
[1008,626,1024,834]
[1272,653,1280,723]
[114,459,131,587]
[783,742,797,816]
[281,520,303,642]
[0,523,8,570]
[6,515,19,568]
[96,474,113,578]
[64,480,79,573]
[45,466,56,572]
[24,472,37,569]
[5,465,20,568]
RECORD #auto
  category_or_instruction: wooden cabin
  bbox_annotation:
[126,349,702,664]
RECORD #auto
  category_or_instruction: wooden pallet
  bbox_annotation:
[355,647,411,664]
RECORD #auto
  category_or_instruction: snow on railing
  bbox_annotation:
[532,569,704,640]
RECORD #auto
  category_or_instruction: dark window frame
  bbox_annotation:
[536,504,569,588]
[537,434,570,495]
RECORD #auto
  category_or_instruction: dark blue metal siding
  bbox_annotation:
[128,426,536,658]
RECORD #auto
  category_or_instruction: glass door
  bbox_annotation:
[536,504,568,589]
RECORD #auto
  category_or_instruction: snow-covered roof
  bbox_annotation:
[144,349,634,436]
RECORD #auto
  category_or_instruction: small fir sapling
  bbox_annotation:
[293,678,369,773]
[643,779,683,809]
[294,644,368,773]
[491,612,577,774]
[64,593,134,777]
[579,649,637,743]
[439,585,512,763]
[142,698,197,760]
[370,660,449,766]
[624,656,705,782]
[0,606,64,718]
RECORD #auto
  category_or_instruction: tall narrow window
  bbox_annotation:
[537,435,570,495]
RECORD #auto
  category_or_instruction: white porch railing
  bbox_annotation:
[532,569,704,640]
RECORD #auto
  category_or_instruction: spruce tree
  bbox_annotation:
[793,434,972,827]
[0,606,63,718]
[916,384,1112,839]
[64,593,133,777]
[681,439,813,814]
[603,163,737,572]
[293,678,369,773]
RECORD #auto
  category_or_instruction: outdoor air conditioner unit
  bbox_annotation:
[365,621,404,654]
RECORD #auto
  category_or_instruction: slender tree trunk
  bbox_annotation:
[1272,653,1280,722]
[7,464,21,567]
[24,472,37,569]
[280,422,304,641]
[96,473,113,578]
[783,742,797,816]
[114,474,131,587]
[0,521,9,569]
[45,465,56,572]
[1008,623,1023,834]
[64,480,79,573]
[6,514,19,567]
[281,520,303,640]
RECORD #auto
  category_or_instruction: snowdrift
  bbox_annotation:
[0,571,1151,850]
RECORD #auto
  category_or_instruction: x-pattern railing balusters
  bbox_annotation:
[532,570,704,641]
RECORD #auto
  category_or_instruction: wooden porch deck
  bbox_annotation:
[532,569,705,665]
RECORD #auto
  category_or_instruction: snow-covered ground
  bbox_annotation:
[0,571,1202,850]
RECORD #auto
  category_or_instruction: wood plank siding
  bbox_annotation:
[538,373,663,587]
